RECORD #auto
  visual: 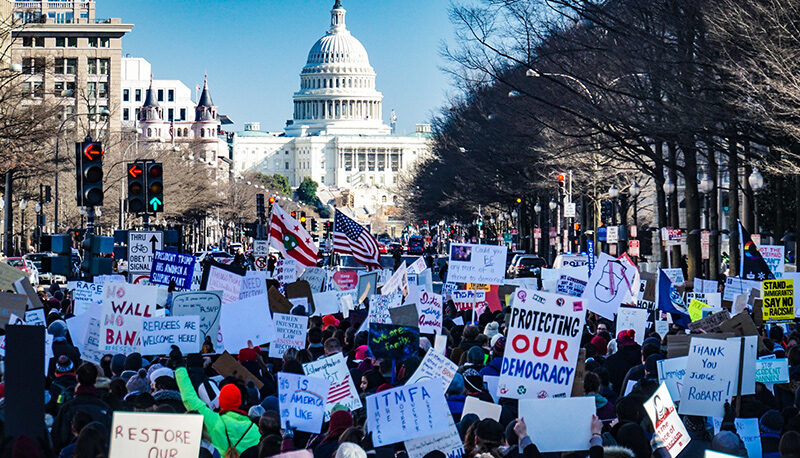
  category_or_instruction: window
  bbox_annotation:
[56,37,77,47]
[88,37,97,47]
[64,105,75,117]
[98,82,108,98]
[99,59,109,75]
[123,89,129,101]
[22,57,44,74]
[55,58,77,75]
[168,108,173,121]
[285,162,289,170]
[24,82,43,98]
[87,82,96,98]
[87,37,109,48]
[179,108,186,120]
[67,37,77,47]
[99,37,109,47]
[157,89,163,102]
[168,90,174,102]
[200,129,205,138]
[87,59,96,74]
[54,81,75,96]
[123,108,129,121]
[55,37,65,47]
[135,89,141,101]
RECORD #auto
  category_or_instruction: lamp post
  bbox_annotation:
[748,169,764,236]
[19,199,27,255]
[35,202,42,250]
[549,199,557,261]
[663,175,677,266]
[608,185,619,226]
[699,173,714,230]
[629,181,640,233]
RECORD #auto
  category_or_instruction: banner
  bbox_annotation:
[452,290,486,311]
[219,295,276,353]
[645,383,690,458]
[366,381,449,447]
[302,353,362,417]
[416,290,442,334]
[582,253,639,320]
[171,291,223,353]
[498,290,584,399]
[518,397,594,452]
[205,265,243,304]
[149,250,196,290]
[679,337,738,417]
[277,372,329,434]
[141,316,200,355]
[447,243,507,285]
[72,281,103,316]
[269,314,309,358]
[369,323,419,361]
[406,348,458,392]
[109,412,203,458]
[761,278,794,321]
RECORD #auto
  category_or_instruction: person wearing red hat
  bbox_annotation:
[175,366,260,455]
[306,409,353,458]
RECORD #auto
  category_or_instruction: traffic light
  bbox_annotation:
[146,162,164,213]
[300,211,307,228]
[76,140,104,207]
[256,194,265,220]
[310,218,318,232]
[127,161,145,213]
[290,211,297,219]
[323,221,333,239]
[80,234,113,277]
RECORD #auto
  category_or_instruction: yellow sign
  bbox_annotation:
[465,283,491,291]
[687,299,711,322]
[762,279,795,321]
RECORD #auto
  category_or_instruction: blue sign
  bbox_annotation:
[587,240,595,277]
[149,250,196,290]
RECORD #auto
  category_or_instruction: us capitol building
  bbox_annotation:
[230,0,431,228]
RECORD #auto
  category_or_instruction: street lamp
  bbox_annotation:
[629,181,640,233]
[19,199,27,254]
[748,169,765,235]
[663,176,676,195]
[608,185,619,226]
[699,173,714,230]
[548,200,557,211]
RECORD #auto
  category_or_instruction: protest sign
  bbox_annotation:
[269,313,309,358]
[303,353,362,416]
[687,299,712,322]
[694,278,719,293]
[390,303,419,328]
[331,270,359,291]
[404,416,464,458]
[616,307,649,344]
[24,308,45,327]
[434,333,447,354]
[657,356,687,401]
[172,290,223,352]
[463,396,501,421]
[367,292,400,324]
[645,383,690,458]
[662,268,685,285]
[204,265,243,305]
[761,278,794,321]
[149,250,196,290]
[369,323,419,361]
[407,348,458,392]
[219,294,276,353]
[447,243,507,285]
[0,293,27,327]
[452,290,486,311]
[382,261,409,296]
[268,286,294,315]
[141,316,200,355]
[99,283,159,354]
[367,381,449,447]
[357,271,378,303]
[679,337,738,417]
[239,270,268,300]
[556,275,587,297]
[758,245,785,275]
[0,261,24,291]
[417,290,442,334]
[408,256,427,275]
[212,351,264,389]
[688,310,730,333]
[755,358,789,384]
[72,281,103,316]
[285,280,315,314]
[582,253,639,320]
[722,277,761,302]
[686,292,722,308]
[300,267,327,292]
[277,372,329,433]
[109,411,203,458]
[498,290,584,399]
[274,259,299,286]
[710,417,761,458]
[312,290,341,316]
[518,397,594,452]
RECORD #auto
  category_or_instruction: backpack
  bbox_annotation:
[52,382,75,406]
[223,420,254,458]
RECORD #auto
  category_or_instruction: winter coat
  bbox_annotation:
[50,386,111,451]
[480,357,503,377]
[175,367,260,454]
[603,344,641,395]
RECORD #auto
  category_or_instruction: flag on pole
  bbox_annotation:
[739,220,774,280]
[656,269,691,328]
[333,209,381,270]
[169,121,174,141]
[268,203,320,267]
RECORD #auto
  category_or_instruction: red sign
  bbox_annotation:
[332,270,358,290]
[549,227,557,238]
[628,240,640,257]
[254,256,267,269]
[533,228,541,239]
[630,225,638,239]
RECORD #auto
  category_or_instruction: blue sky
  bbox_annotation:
[98,0,454,134]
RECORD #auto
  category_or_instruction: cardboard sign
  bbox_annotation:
[758,245,785,275]
[657,356,687,402]
[269,286,294,315]
[406,348,458,392]
[0,293,29,327]
[678,337,738,417]
[369,323,419,361]
[302,353,362,416]
[204,265,243,305]
[285,280,315,314]
[645,383,690,458]
[239,270,268,300]
[582,253,639,320]
[109,412,203,458]
[498,290,584,399]
[761,278,794,321]
[710,417,761,458]
[389,303,419,328]
[141,316,200,355]
[688,310,730,333]
[300,267,327,292]
[72,281,103,316]
[220,294,276,353]
[172,290,223,353]
[755,358,789,384]
[367,381,449,447]
[4,325,46,443]
[447,243,507,285]
[212,351,264,389]
[149,250,196,290]
[277,372,329,434]
[416,290,442,334]
[694,278,718,293]
[462,396,501,421]
[404,416,463,458]
[0,261,25,292]
[269,314,309,358]
[518,397,594,452]
[616,307,649,345]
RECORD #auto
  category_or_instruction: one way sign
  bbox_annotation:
[127,231,163,278]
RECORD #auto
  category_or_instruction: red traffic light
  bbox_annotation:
[290,211,297,218]
[128,164,142,178]
[83,143,103,161]
[148,164,163,178]
[557,173,565,182]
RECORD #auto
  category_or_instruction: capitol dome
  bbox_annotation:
[287,0,390,137]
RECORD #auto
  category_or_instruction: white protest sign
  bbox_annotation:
[300,267,327,292]
[679,337,738,417]
[434,334,447,354]
[581,253,639,320]
[755,358,790,384]
[311,290,356,317]
[616,307,649,345]
[416,290,443,334]
[694,278,718,293]
[205,265,243,304]
[518,397,594,452]
[24,308,45,327]
[728,335,756,396]
[73,281,103,316]
[404,416,464,458]
[447,243,507,285]
[73,306,104,363]
[722,277,761,302]
[657,356,687,401]
[367,292,399,324]
[270,314,309,358]
[758,245,785,275]
[710,417,761,458]
[452,290,486,312]
[498,290,584,399]
[556,275,587,297]
[606,226,619,244]
[239,270,268,300]
[463,396,501,421]
[99,283,160,354]
[219,294,276,353]
[171,290,223,353]
[382,261,408,296]
[406,348,458,392]
[367,381,449,447]
[277,372,329,434]
[109,412,203,458]
[662,268,684,285]
[141,316,200,355]
[302,353,362,416]
[408,257,427,275]
[685,292,722,308]
[646,383,690,458]
[275,259,299,286]
[655,320,670,338]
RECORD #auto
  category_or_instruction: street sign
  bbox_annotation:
[662,227,682,245]
[253,240,269,256]
[630,225,637,239]
[628,240,640,257]
[607,226,619,244]
[127,231,163,279]
[701,231,710,260]
[533,228,541,239]
[564,202,576,218]
[254,256,268,270]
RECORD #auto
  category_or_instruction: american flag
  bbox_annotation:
[328,376,353,404]
[333,209,381,270]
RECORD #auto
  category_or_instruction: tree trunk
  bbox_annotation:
[742,141,754,234]
[728,137,740,275]
[681,139,701,281]
[708,143,720,281]
[667,142,681,268]
[655,142,669,268]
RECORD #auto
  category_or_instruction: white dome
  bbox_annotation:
[306,31,370,67]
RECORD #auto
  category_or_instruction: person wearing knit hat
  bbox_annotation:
[484,322,500,340]
[710,431,748,456]
[174,366,260,454]
[335,442,367,458]
[617,330,637,347]
[760,409,783,457]
[308,410,353,458]
[110,354,126,377]
[591,335,609,356]
[322,314,340,330]
[125,369,150,396]
[149,367,174,386]
[124,352,143,371]
[353,345,371,363]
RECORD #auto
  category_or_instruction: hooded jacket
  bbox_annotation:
[175,367,260,454]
